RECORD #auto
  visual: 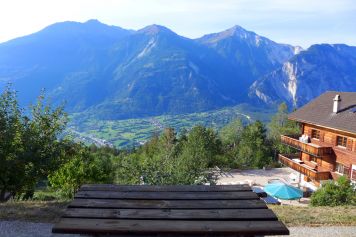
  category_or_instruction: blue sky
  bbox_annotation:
[0,0,355,48]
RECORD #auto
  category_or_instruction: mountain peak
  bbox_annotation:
[138,24,176,36]
[227,25,249,33]
[221,25,255,39]
[84,19,104,25]
[197,25,257,44]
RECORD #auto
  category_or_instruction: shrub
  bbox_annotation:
[310,176,356,206]
[48,146,115,198]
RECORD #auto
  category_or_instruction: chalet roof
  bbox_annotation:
[289,91,356,135]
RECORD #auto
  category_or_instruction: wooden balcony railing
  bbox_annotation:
[279,154,330,181]
[280,135,332,157]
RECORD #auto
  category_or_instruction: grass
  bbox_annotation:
[270,205,356,226]
[0,201,69,223]
[0,200,355,226]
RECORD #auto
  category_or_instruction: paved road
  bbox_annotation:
[0,220,355,237]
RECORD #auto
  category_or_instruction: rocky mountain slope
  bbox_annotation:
[197,25,301,84]
[86,25,243,119]
[249,44,356,107]
[0,20,355,119]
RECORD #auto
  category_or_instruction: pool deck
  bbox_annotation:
[217,167,310,206]
[217,167,299,186]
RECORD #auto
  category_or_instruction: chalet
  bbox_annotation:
[279,91,356,189]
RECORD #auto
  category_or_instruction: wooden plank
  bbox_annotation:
[80,184,251,192]
[63,208,277,220]
[75,191,259,200]
[52,218,289,236]
[69,198,267,209]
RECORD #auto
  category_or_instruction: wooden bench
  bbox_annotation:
[52,184,289,237]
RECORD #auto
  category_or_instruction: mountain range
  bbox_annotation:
[0,19,355,119]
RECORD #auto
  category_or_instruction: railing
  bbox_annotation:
[279,154,330,181]
[281,135,332,157]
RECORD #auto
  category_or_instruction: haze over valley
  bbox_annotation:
[1,20,355,147]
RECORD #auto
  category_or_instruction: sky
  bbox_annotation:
[0,0,355,48]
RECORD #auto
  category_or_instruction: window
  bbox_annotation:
[337,136,347,147]
[335,163,345,175]
[311,129,320,139]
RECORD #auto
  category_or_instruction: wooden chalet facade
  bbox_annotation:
[279,91,356,188]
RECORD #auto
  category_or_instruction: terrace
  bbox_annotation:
[280,135,332,157]
[278,154,330,181]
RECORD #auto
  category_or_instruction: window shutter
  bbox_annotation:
[319,131,324,142]
[347,139,353,151]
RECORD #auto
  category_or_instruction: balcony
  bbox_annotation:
[279,154,330,181]
[281,135,332,157]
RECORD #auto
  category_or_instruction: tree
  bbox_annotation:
[0,87,26,200]
[115,126,221,185]
[236,121,273,168]
[20,93,68,198]
[0,86,67,201]
[219,119,244,147]
[219,119,245,167]
[268,103,300,157]
[310,176,356,206]
[181,126,222,168]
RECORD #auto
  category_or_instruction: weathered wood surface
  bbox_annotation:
[53,184,289,236]
[80,184,251,192]
[69,198,267,209]
[75,190,259,200]
[63,208,277,220]
[53,219,288,236]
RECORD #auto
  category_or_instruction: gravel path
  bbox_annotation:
[272,226,356,237]
[0,220,355,237]
[0,220,81,237]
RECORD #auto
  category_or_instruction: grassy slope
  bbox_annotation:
[68,104,274,148]
[270,205,356,226]
[0,201,355,226]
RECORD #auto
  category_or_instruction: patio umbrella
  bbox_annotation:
[263,182,303,200]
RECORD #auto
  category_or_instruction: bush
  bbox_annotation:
[48,146,115,198]
[32,190,63,201]
[310,176,356,206]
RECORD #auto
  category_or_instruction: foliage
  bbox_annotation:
[0,88,287,201]
[235,121,273,168]
[48,144,115,198]
[115,127,221,185]
[219,120,274,169]
[310,176,356,206]
[219,119,244,147]
[268,102,300,157]
[0,86,67,201]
